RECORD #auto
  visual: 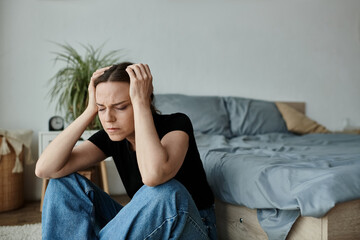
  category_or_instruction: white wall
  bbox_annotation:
[1,0,360,200]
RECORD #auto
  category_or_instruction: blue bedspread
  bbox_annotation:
[196,132,360,239]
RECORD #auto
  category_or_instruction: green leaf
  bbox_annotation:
[47,42,122,129]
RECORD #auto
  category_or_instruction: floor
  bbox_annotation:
[0,195,131,226]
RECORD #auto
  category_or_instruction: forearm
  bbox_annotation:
[35,108,97,178]
[133,102,169,186]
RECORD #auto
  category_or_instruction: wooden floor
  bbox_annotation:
[0,195,131,226]
[0,201,41,226]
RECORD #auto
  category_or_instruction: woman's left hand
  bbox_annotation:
[126,63,153,107]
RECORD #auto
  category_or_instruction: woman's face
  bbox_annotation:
[96,81,134,141]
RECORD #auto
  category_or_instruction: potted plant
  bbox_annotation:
[48,43,121,129]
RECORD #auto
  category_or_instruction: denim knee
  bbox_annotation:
[99,179,208,239]
[141,179,187,195]
[45,173,95,202]
[132,179,197,214]
[139,179,189,200]
[42,173,98,240]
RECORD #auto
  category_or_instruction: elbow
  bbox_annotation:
[35,160,49,179]
[142,171,171,187]
[142,169,171,187]
[142,176,162,187]
[35,165,44,178]
[35,163,45,178]
[141,153,171,187]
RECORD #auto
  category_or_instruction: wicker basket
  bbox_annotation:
[0,136,24,212]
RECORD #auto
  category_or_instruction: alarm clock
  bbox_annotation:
[49,116,64,131]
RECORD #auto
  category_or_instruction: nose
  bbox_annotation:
[105,109,116,122]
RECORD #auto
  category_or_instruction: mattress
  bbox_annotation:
[196,132,360,239]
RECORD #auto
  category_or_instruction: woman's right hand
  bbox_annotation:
[35,66,112,179]
[87,66,112,114]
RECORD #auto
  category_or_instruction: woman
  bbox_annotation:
[35,62,216,239]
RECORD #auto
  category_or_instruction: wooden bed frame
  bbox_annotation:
[215,198,360,240]
[214,102,360,240]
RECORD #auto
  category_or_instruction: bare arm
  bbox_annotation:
[35,110,106,179]
[132,103,189,187]
[35,67,109,179]
[126,64,189,186]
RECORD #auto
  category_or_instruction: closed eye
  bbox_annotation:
[116,105,128,111]
[96,101,130,112]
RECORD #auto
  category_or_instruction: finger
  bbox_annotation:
[136,64,148,79]
[126,66,136,80]
[91,66,112,80]
[97,66,112,72]
[130,64,143,80]
[94,66,112,75]
[144,64,152,80]
[91,72,102,81]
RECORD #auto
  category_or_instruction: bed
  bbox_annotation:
[154,94,360,240]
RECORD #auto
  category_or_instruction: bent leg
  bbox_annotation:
[100,179,209,240]
[42,173,122,240]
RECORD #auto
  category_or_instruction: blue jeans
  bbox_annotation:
[42,173,217,240]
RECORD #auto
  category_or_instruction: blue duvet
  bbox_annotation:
[196,132,360,240]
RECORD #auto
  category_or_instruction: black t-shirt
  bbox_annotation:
[88,112,214,210]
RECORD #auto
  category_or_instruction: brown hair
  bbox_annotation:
[94,62,157,114]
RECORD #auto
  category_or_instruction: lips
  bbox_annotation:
[106,128,120,133]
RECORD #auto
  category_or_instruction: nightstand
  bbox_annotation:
[38,131,110,211]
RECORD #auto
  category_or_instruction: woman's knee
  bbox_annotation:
[133,179,195,211]
[45,173,92,200]
[47,172,76,189]
[141,179,189,198]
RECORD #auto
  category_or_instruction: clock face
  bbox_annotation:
[49,116,64,131]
